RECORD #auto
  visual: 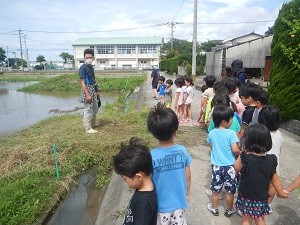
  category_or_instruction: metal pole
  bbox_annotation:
[171,22,174,50]
[6,46,9,68]
[18,29,24,70]
[192,0,198,79]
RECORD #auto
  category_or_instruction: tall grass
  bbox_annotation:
[17,74,146,92]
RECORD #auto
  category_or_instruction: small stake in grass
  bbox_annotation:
[52,144,60,179]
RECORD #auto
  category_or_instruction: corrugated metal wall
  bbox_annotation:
[205,50,222,78]
[225,35,273,68]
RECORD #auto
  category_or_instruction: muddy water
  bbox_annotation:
[0,82,118,138]
[46,169,106,225]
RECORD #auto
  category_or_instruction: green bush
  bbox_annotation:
[269,0,300,121]
[160,56,179,74]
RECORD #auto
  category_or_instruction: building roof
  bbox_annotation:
[73,37,163,46]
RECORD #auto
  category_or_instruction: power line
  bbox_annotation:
[172,0,186,21]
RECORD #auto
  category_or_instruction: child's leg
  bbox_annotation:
[183,104,188,121]
[178,105,184,123]
[225,193,234,209]
[187,104,192,121]
[211,192,221,208]
[254,216,266,225]
[242,215,253,225]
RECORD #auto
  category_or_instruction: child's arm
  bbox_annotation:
[285,175,300,193]
[234,155,243,173]
[271,173,289,198]
[238,124,247,139]
[231,143,241,156]
[185,166,191,201]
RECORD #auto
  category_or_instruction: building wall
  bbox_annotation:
[205,50,223,78]
[226,35,273,68]
[74,44,160,69]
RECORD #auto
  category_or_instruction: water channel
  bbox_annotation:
[0,81,118,138]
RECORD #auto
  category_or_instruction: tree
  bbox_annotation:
[269,0,300,121]
[8,58,27,69]
[59,52,74,63]
[265,26,274,36]
[36,55,46,64]
[199,40,222,53]
[0,47,6,65]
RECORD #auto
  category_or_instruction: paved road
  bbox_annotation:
[95,73,300,225]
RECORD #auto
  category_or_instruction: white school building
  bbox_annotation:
[73,37,163,70]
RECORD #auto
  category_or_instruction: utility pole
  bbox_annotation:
[6,46,9,68]
[23,34,29,69]
[18,29,24,70]
[192,0,198,79]
[168,22,183,50]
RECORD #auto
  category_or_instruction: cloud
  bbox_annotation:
[0,0,283,61]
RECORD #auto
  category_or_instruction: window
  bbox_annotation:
[96,45,115,54]
[139,45,157,54]
[117,45,136,54]
[141,60,147,64]
[99,60,105,64]
[89,46,94,49]
[122,64,132,69]
[79,60,84,63]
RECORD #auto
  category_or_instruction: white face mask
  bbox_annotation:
[85,58,93,65]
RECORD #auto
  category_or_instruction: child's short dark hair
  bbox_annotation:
[234,78,241,88]
[239,82,262,100]
[175,78,184,87]
[223,77,237,93]
[256,89,268,105]
[212,106,234,127]
[158,76,165,82]
[258,106,280,131]
[84,48,94,57]
[243,124,272,153]
[113,137,152,178]
[147,104,178,141]
[166,79,173,85]
[213,81,228,95]
[184,76,194,86]
[204,75,216,88]
[201,84,208,93]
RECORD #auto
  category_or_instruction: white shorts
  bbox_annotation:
[157,209,187,225]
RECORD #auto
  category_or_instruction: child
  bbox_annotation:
[250,89,268,125]
[258,106,283,210]
[173,78,185,124]
[203,76,216,123]
[147,104,192,225]
[194,84,208,126]
[113,137,157,225]
[207,94,241,134]
[234,78,245,118]
[164,79,173,108]
[184,76,194,123]
[207,106,240,217]
[239,82,262,138]
[157,76,166,103]
[234,124,288,225]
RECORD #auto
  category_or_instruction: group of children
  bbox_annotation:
[155,75,195,125]
[112,74,299,225]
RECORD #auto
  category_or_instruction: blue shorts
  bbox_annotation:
[210,165,237,194]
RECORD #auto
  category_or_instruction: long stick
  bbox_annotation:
[52,144,60,179]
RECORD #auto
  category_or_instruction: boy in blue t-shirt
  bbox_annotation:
[207,106,240,217]
[147,104,192,225]
[157,76,166,103]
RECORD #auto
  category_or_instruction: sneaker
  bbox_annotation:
[205,189,224,200]
[86,128,98,134]
[207,202,219,216]
[224,207,236,217]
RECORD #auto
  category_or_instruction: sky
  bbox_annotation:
[0,0,285,62]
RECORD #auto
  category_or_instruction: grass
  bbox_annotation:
[17,74,146,92]
[0,74,49,82]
